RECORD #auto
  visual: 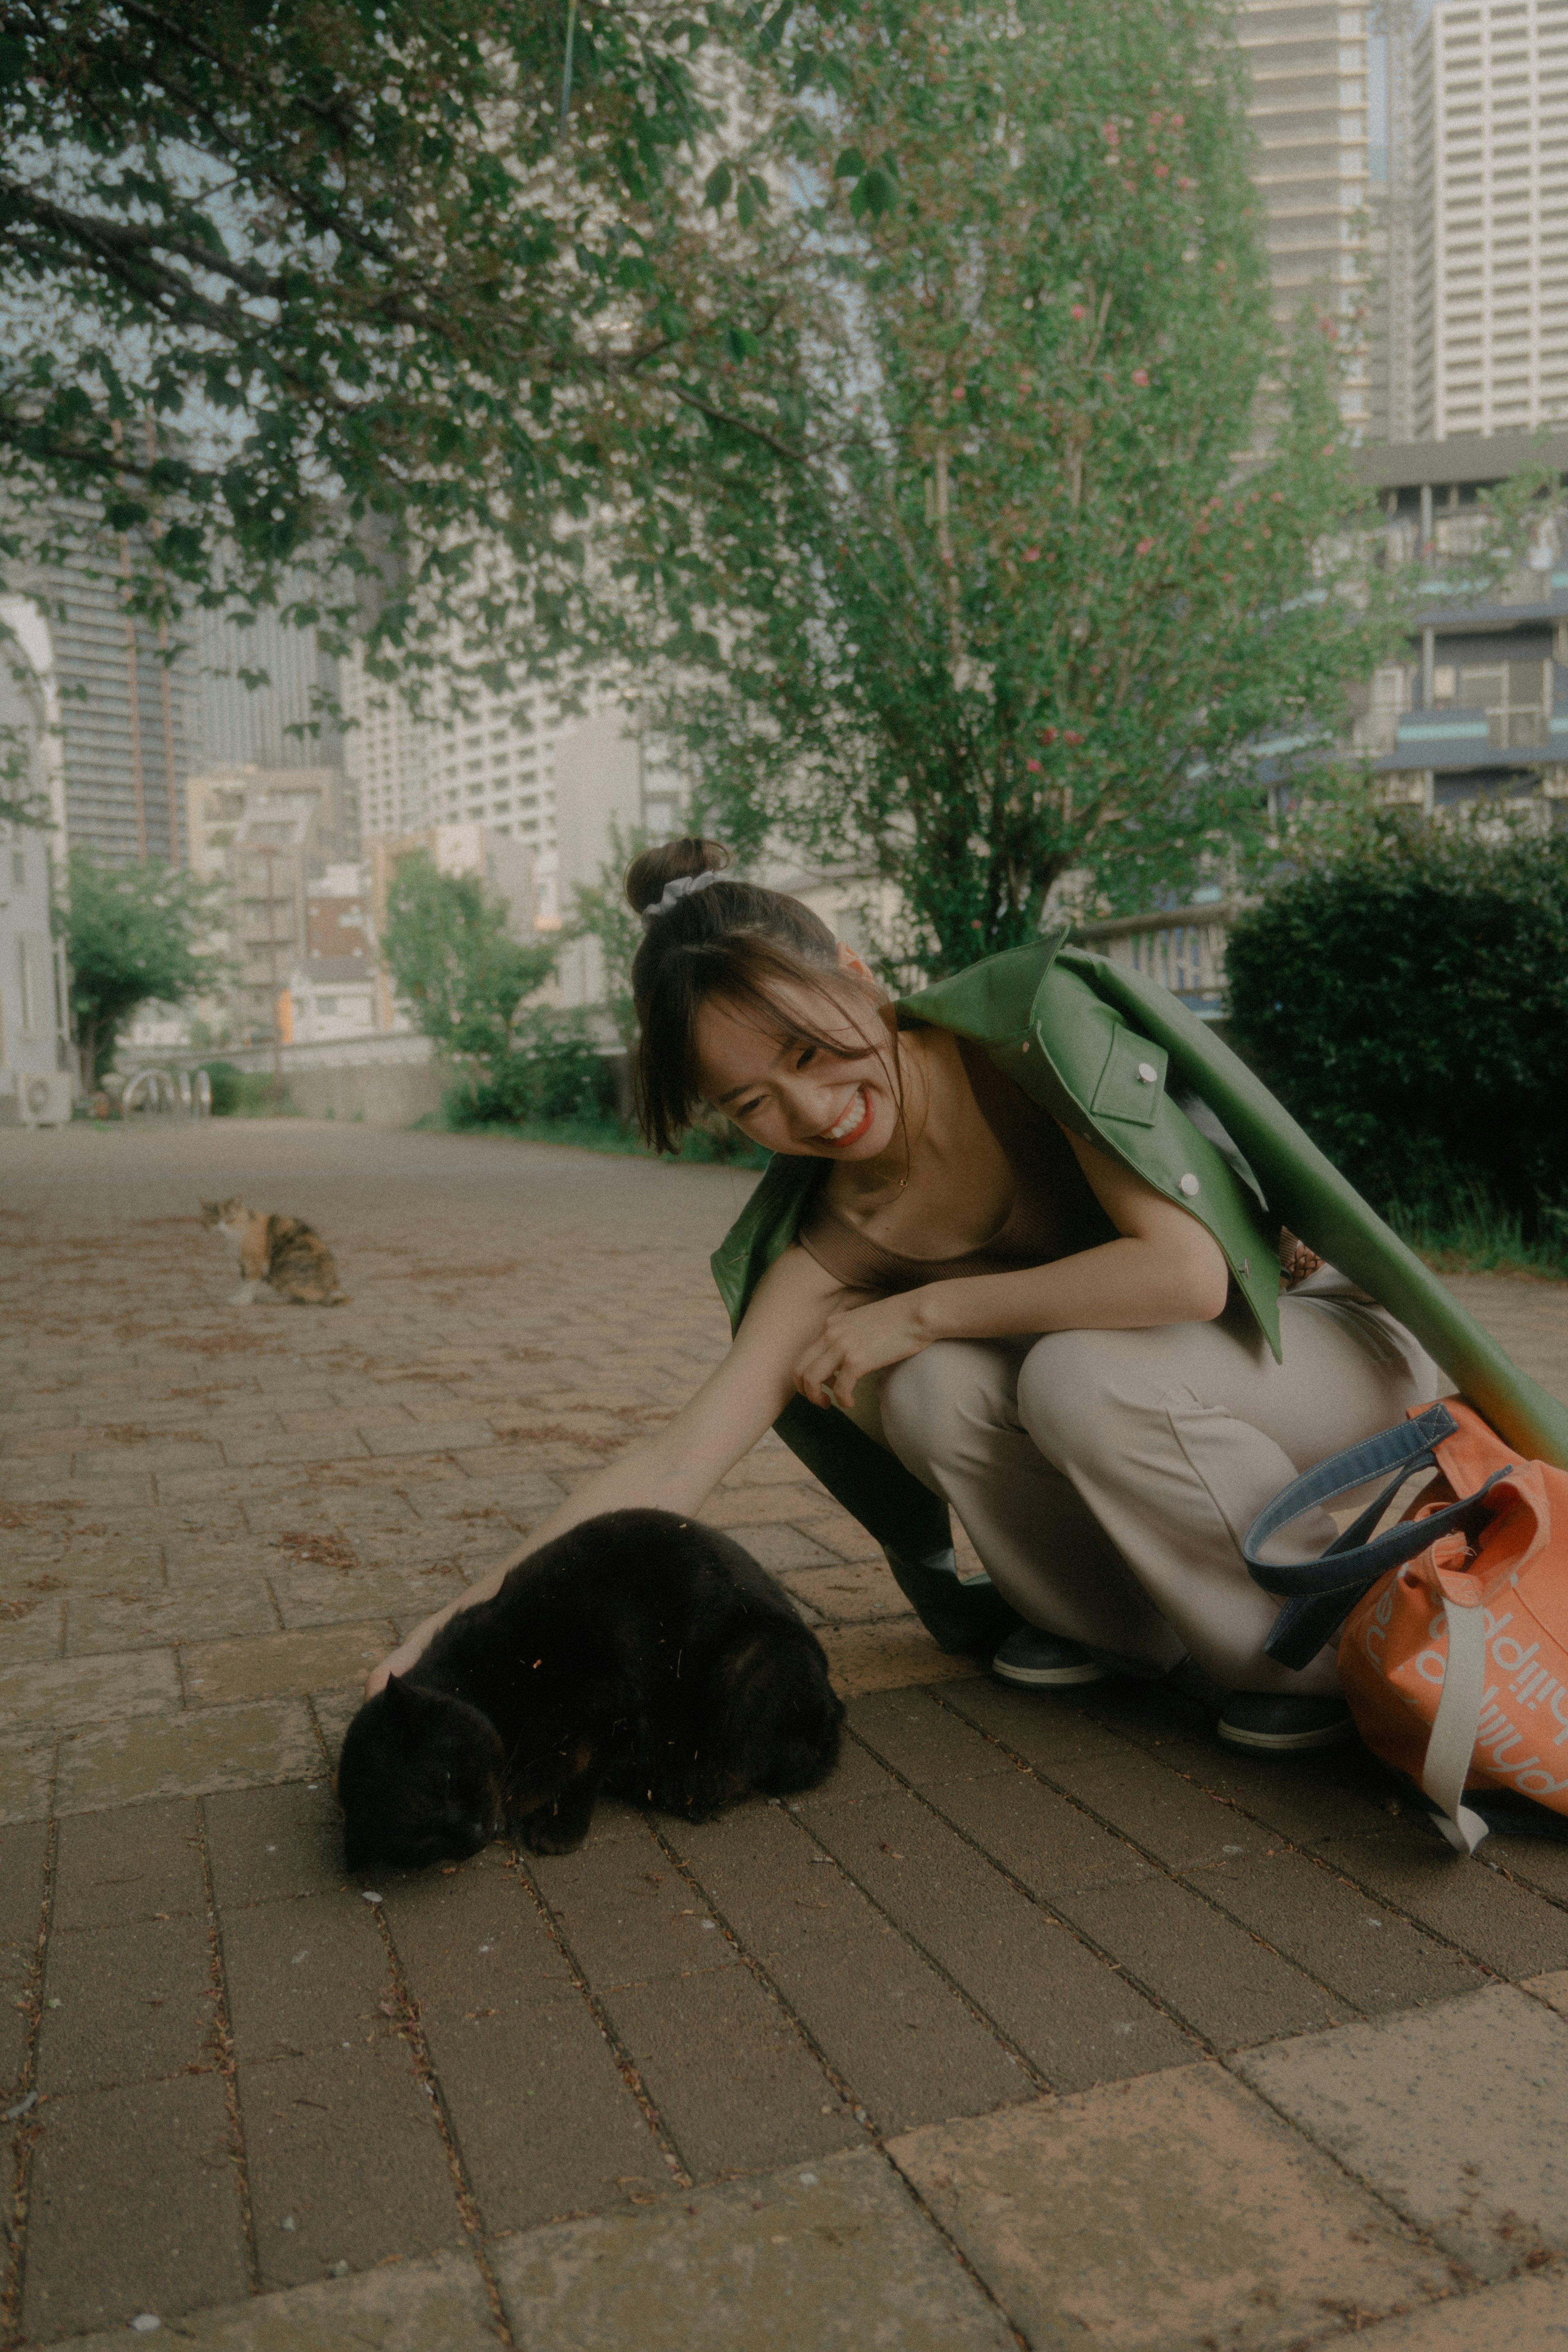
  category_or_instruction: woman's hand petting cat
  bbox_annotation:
[793,1293,938,1413]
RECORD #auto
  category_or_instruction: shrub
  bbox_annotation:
[445,1010,617,1128]
[199,1062,298,1117]
[1225,819,1568,1237]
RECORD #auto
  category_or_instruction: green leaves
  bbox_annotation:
[635,0,1392,970]
[57,851,231,1084]
[380,853,556,1065]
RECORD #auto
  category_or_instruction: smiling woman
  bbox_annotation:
[367,838,1564,1761]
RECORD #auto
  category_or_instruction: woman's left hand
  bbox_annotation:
[793,1292,937,1413]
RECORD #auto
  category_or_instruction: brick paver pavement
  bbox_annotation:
[3,1119,1568,2350]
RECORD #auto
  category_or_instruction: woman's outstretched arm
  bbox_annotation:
[363,1245,854,1693]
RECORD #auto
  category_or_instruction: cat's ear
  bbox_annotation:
[381,1675,428,1739]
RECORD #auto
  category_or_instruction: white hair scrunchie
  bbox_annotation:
[641,869,723,927]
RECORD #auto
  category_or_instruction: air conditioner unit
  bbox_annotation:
[16,1071,74,1127]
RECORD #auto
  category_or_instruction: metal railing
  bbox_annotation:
[1074,901,1242,1021]
[118,1066,212,1117]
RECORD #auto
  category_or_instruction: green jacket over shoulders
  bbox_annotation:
[710,930,1568,1653]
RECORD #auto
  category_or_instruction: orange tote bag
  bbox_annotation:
[1244,1400,1568,1853]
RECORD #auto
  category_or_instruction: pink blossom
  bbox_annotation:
[1025,758,1043,775]
[1040,727,1057,745]
[1064,730,1084,747]
[1131,368,1149,387]
[1135,536,1154,555]
[1070,303,1087,321]
[1022,546,1042,562]
[1153,163,1169,179]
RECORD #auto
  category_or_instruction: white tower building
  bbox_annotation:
[1410,0,1568,440]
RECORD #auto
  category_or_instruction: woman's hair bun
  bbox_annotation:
[624,836,732,916]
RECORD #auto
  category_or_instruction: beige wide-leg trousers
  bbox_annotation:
[875,1278,1452,1698]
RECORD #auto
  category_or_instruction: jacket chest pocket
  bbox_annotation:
[1089,1029,1167,1128]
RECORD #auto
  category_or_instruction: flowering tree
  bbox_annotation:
[635,0,1406,965]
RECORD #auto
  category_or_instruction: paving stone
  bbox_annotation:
[1057,1872,1343,2049]
[182,1621,396,1703]
[735,1526,845,1575]
[0,1645,179,1733]
[844,1687,1022,1790]
[0,1816,45,2093]
[223,1890,391,2062]
[599,1964,856,2179]
[817,1624,981,1700]
[920,1764,1152,1898]
[380,1849,574,2014]
[491,2145,1016,2350]
[526,1828,742,1989]
[1182,1849,1488,2015]
[889,2063,1453,2352]
[423,1995,664,2232]
[1235,1983,1568,2282]
[56,2245,501,2352]
[0,1595,65,1661]
[67,1583,280,1654]
[38,1911,216,2091]
[238,2037,464,2291]
[220,1427,372,1466]
[1115,1730,1408,1846]
[1310,1831,1568,1977]
[1328,2269,1568,2348]
[938,1679,1146,1772]
[22,2070,248,2339]
[0,1729,53,1823]
[53,1797,205,1927]
[205,1779,346,1908]
[269,1563,464,1631]
[56,1698,320,1813]
[1041,1746,1272,1872]
[1525,1968,1568,2019]
[668,1804,1027,2134]
[807,1788,1195,2091]
[360,1421,499,1456]
[780,1562,911,1624]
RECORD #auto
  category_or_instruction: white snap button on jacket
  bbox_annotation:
[1179,1173,1200,1196]
[1137,1061,1157,1083]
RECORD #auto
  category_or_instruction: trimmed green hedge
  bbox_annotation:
[1225,821,1568,1240]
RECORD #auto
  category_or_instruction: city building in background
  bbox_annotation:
[343,646,568,916]
[285,954,378,1044]
[196,600,343,778]
[1350,424,1568,813]
[184,764,358,1046]
[1371,0,1568,444]
[1235,0,1374,430]
[0,599,72,1117]
[28,536,200,866]
[1408,0,1568,441]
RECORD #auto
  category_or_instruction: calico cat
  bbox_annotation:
[199,1197,349,1305]
[336,1509,844,1871]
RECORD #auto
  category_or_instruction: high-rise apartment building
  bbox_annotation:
[1408,0,1568,441]
[196,600,343,778]
[1234,0,1374,428]
[32,539,201,865]
[344,646,575,919]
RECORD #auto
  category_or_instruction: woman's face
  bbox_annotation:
[693,961,901,1162]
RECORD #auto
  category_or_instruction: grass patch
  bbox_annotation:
[1388,1190,1568,1282]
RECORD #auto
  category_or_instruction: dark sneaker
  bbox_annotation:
[992,1629,1108,1688]
[1217,1694,1355,1752]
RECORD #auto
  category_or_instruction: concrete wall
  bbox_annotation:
[272,1057,450,1127]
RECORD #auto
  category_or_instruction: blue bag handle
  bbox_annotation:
[1243,1402,1515,1670]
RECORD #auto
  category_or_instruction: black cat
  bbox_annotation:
[336,1507,844,1871]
